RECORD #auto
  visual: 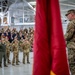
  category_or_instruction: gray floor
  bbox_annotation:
[0,52,33,75]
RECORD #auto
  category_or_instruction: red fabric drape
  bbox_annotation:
[33,0,70,75]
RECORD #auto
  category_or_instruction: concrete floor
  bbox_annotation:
[0,52,33,75]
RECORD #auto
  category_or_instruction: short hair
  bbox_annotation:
[65,9,75,16]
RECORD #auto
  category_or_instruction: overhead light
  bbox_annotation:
[29,1,36,5]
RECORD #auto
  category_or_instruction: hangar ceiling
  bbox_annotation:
[0,0,75,17]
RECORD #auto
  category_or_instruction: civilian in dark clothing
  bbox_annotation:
[8,32,12,43]
[12,32,16,40]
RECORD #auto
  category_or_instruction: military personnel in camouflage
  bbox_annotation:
[14,36,20,62]
[19,37,24,52]
[22,38,30,64]
[65,9,75,75]
[5,36,11,64]
[12,37,19,66]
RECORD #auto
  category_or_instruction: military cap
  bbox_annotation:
[65,9,75,16]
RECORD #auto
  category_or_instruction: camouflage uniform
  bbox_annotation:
[12,41,19,65]
[29,36,33,52]
[14,37,20,62]
[5,40,11,64]
[65,19,75,75]
[19,38,24,52]
[22,39,30,64]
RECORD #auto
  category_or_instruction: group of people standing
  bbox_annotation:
[0,27,34,68]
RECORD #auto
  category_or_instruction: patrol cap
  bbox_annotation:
[65,9,75,16]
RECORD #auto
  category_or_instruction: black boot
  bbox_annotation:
[16,63,19,65]
[16,62,19,65]
[4,65,8,67]
[8,61,11,64]
[12,63,15,66]
[23,62,25,64]
[4,63,8,67]
[27,61,30,64]
[8,59,11,64]
[23,60,25,64]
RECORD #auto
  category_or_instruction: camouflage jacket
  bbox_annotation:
[65,19,75,49]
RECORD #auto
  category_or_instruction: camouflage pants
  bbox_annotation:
[68,48,75,75]
[6,51,10,63]
[16,51,19,62]
[12,51,18,64]
[23,52,29,64]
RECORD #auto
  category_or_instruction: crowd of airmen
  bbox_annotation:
[0,27,34,67]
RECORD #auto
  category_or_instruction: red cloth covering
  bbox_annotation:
[33,0,70,75]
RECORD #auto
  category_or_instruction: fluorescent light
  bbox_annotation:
[29,1,36,5]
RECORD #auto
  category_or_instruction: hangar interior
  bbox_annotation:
[0,0,35,30]
[0,0,75,75]
[0,0,75,31]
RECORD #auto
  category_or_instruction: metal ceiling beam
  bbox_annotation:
[60,3,75,7]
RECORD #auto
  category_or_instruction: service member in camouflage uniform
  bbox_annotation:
[12,37,19,66]
[19,37,24,52]
[14,36,20,62]
[65,9,75,75]
[22,38,30,64]
[5,36,11,64]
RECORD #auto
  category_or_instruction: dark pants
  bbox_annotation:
[0,52,7,65]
